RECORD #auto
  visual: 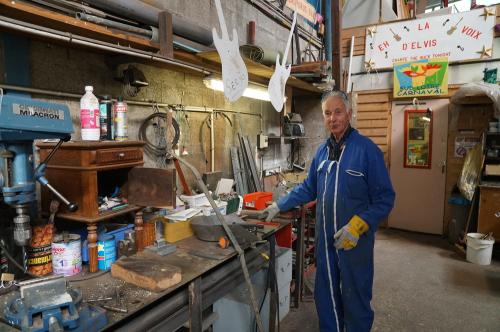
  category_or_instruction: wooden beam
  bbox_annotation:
[332,0,342,89]
[158,11,173,59]
[0,0,159,51]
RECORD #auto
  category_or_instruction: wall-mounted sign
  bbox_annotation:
[365,7,496,69]
[286,0,317,23]
[394,57,449,98]
[404,109,433,169]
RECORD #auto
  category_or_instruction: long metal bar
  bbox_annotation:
[210,112,215,172]
[269,235,277,332]
[0,84,261,118]
[76,12,157,40]
[176,156,265,332]
[0,15,210,75]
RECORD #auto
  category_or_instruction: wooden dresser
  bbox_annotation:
[37,140,145,272]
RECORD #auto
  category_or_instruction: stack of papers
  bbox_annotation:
[166,208,201,222]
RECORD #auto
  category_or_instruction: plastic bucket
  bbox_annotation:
[466,233,495,265]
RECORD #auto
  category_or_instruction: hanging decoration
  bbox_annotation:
[393,57,449,98]
[268,11,297,112]
[364,7,496,69]
[212,0,248,102]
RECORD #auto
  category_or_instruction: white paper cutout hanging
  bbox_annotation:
[268,11,297,112]
[212,0,248,102]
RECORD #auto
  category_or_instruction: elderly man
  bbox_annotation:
[264,90,395,331]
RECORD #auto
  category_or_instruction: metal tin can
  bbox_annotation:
[99,96,114,140]
[97,234,116,271]
[114,97,128,141]
[27,224,54,276]
[52,233,82,276]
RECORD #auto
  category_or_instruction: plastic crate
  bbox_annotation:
[243,192,273,210]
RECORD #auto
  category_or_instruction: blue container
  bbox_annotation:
[97,234,116,271]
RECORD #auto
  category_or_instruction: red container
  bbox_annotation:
[243,192,273,210]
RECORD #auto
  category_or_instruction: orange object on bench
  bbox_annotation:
[243,192,273,210]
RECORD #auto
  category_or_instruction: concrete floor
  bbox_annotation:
[282,229,500,331]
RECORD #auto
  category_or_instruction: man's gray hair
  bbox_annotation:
[321,90,351,112]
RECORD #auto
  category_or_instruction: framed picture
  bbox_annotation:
[404,109,433,169]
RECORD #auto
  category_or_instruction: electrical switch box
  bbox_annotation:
[257,134,268,149]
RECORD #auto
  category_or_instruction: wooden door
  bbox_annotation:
[388,99,449,234]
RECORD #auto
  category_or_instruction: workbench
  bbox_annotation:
[0,220,290,332]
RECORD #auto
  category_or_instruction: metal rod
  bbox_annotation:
[0,84,261,118]
[0,15,209,75]
[347,36,355,93]
[210,112,215,172]
[175,156,265,332]
[76,12,156,41]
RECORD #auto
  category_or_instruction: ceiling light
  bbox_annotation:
[203,76,271,102]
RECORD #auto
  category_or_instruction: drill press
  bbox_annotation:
[0,91,77,272]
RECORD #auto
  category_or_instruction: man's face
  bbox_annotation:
[322,96,351,139]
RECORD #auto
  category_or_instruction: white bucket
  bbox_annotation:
[466,233,495,265]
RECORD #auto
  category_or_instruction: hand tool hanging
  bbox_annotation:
[174,156,265,332]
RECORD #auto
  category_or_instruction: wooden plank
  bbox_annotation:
[158,11,173,59]
[356,111,388,120]
[0,0,159,51]
[111,254,182,292]
[357,93,390,103]
[369,136,388,145]
[356,119,389,128]
[358,128,388,137]
[358,102,390,112]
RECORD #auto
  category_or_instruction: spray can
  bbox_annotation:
[99,95,114,140]
[114,97,128,141]
[80,86,100,141]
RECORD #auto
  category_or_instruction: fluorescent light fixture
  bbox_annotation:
[203,76,271,102]
[422,116,431,122]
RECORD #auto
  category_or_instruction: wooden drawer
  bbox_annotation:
[95,147,143,165]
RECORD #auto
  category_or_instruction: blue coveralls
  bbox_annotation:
[277,129,395,332]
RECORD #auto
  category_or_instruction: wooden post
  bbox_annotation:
[135,211,144,252]
[87,223,98,273]
[332,0,341,89]
[158,11,173,59]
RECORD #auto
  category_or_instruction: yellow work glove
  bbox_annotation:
[333,215,369,250]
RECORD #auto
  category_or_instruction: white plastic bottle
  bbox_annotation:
[80,86,100,141]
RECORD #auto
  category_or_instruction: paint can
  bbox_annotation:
[113,97,128,141]
[97,234,116,271]
[52,233,82,276]
[27,224,54,276]
[99,95,114,140]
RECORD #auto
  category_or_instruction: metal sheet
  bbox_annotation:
[127,167,176,208]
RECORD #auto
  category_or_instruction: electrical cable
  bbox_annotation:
[138,110,180,160]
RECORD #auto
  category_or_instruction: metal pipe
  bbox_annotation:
[0,83,262,118]
[76,12,158,41]
[83,0,213,46]
[347,36,355,93]
[210,112,215,172]
[0,15,209,75]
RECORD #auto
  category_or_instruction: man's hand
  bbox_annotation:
[333,215,369,250]
[259,202,280,222]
